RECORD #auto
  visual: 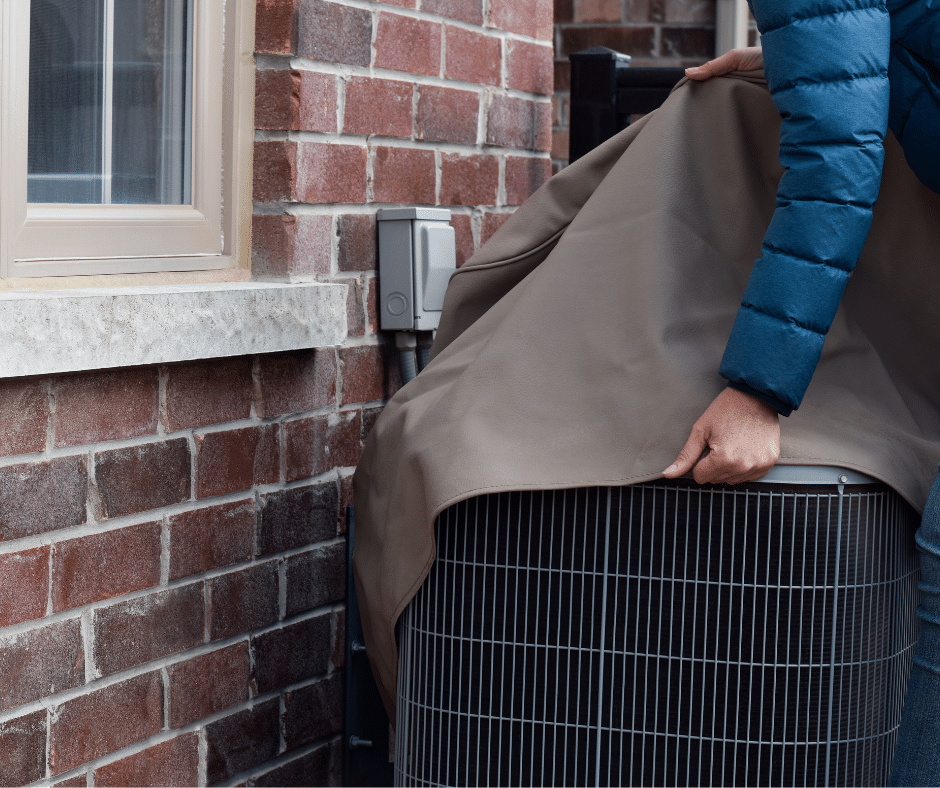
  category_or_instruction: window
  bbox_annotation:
[0,0,251,278]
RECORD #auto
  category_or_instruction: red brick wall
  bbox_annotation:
[0,0,553,784]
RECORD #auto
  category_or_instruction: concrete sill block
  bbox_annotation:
[0,282,348,378]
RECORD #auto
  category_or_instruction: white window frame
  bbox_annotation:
[0,0,244,278]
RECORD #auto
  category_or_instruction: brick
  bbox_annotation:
[559,26,656,58]
[332,608,346,668]
[344,77,413,137]
[0,379,48,456]
[258,482,338,555]
[209,562,279,640]
[366,277,379,333]
[554,60,571,91]
[53,777,87,787]
[298,0,371,65]
[164,357,253,432]
[50,672,163,775]
[256,0,296,54]
[0,456,87,542]
[257,348,337,416]
[555,0,573,22]
[0,547,49,627]
[381,0,417,7]
[439,153,498,207]
[486,95,551,150]
[296,142,368,203]
[444,26,500,86]
[575,0,622,21]
[252,614,331,693]
[372,146,437,205]
[507,40,553,95]
[341,343,400,405]
[337,214,376,272]
[339,476,354,535]
[282,673,343,749]
[451,213,475,266]
[424,0,483,23]
[52,522,161,612]
[252,213,332,280]
[256,70,298,130]
[481,210,513,244]
[255,742,334,787]
[631,0,658,21]
[505,155,552,205]
[286,543,345,616]
[253,140,296,202]
[662,26,715,58]
[95,439,190,519]
[195,425,279,498]
[490,0,553,39]
[93,585,204,676]
[168,644,250,728]
[552,94,567,127]
[168,500,255,581]
[666,0,714,22]
[205,699,279,785]
[343,278,366,337]
[95,734,199,788]
[375,13,441,76]
[551,127,570,161]
[416,86,479,145]
[0,710,47,786]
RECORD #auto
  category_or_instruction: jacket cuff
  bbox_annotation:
[726,380,793,417]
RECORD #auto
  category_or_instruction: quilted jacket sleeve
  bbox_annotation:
[718,0,891,415]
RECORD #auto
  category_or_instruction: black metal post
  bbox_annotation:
[568,47,631,164]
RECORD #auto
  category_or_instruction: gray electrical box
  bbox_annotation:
[376,207,456,332]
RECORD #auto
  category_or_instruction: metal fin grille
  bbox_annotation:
[395,480,920,787]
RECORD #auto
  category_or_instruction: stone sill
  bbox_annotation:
[0,282,348,378]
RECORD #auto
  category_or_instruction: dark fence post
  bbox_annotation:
[568,47,631,164]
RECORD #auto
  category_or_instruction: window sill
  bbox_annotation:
[0,282,348,378]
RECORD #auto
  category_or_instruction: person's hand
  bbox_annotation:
[685,46,764,82]
[662,387,780,485]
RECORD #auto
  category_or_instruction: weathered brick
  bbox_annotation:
[344,77,413,137]
[252,213,332,280]
[337,214,376,272]
[298,0,372,66]
[255,743,334,787]
[253,140,297,202]
[92,585,204,676]
[286,410,362,482]
[339,476,354,536]
[50,672,163,775]
[164,357,253,432]
[490,0,553,39]
[661,26,715,58]
[0,620,83,712]
[343,278,366,337]
[487,95,551,150]
[559,25,656,58]
[168,644,250,728]
[332,608,346,668]
[507,40,554,95]
[257,70,339,133]
[666,0,714,22]
[629,0,656,21]
[372,146,437,205]
[168,500,255,581]
[551,127,570,161]
[361,406,384,442]
[366,277,379,333]
[0,456,87,542]
[0,710,47,786]
[286,543,345,616]
[296,142,368,203]
[424,0,483,23]
[575,0,622,21]
[0,379,48,456]
[554,60,571,91]
[444,26,500,86]
[375,13,442,76]
[52,776,87,787]
[282,674,343,749]
[52,522,161,612]
[195,425,279,498]
[95,439,190,519]
[258,482,338,555]
[209,562,279,640]
[451,212,475,266]
[0,547,49,627]
[440,153,498,207]
[416,86,479,145]
[252,614,332,693]
[340,343,400,405]
[257,348,337,417]
[205,699,280,785]
[95,733,199,788]
[505,155,552,205]
[256,0,296,54]
[481,210,513,244]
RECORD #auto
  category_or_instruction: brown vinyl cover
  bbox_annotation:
[353,72,940,716]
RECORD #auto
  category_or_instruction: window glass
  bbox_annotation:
[27,0,192,205]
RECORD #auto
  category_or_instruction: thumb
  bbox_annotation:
[663,427,708,478]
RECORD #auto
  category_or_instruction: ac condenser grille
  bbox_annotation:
[395,479,920,787]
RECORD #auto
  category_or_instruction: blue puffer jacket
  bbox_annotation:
[720,0,940,415]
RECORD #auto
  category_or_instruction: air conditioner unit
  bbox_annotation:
[395,467,920,787]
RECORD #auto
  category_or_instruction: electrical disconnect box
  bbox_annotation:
[376,208,456,332]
